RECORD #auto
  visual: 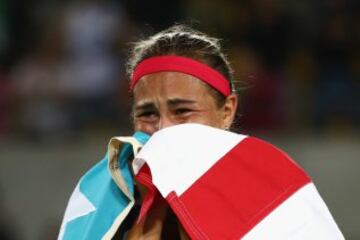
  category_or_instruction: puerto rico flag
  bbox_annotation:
[58,132,149,240]
[133,123,344,239]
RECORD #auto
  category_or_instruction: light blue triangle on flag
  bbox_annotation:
[58,131,150,240]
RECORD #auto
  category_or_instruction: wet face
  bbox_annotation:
[132,72,237,135]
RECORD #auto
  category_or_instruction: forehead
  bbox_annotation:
[133,72,212,103]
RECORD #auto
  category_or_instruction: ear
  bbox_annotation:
[221,94,238,130]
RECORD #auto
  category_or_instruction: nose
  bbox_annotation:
[158,114,176,130]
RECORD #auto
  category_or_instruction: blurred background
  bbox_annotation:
[0,0,359,239]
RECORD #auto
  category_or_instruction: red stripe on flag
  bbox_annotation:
[167,192,209,240]
[134,164,158,223]
[169,137,311,239]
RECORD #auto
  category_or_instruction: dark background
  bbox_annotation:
[0,0,359,239]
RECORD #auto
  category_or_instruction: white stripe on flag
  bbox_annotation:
[242,183,344,240]
[58,184,96,240]
[134,123,247,197]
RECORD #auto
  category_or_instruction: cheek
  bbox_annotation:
[188,109,224,128]
[209,107,226,127]
[196,96,225,128]
[134,120,158,135]
[206,111,224,128]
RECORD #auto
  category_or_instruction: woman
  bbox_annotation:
[122,24,343,239]
[123,24,237,239]
[59,24,343,240]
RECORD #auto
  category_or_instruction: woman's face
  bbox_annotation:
[133,72,237,135]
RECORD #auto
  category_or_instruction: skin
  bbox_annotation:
[127,71,238,239]
[132,71,238,135]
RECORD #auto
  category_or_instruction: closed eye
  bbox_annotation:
[135,111,158,118]
[134,102,158,121]
[174,108,193,116]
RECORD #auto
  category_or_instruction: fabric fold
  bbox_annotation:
[134,123,344,239]
[58,131,149,240]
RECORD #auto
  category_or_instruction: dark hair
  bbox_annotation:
[126,24,235,108]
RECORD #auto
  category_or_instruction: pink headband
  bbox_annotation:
[130,55,232,96]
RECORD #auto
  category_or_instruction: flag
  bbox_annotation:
[58,131,149,240]
[133,123,344,239]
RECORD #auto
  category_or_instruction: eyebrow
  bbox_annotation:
[167,98,196,108]
[134,98,196,112]
[134,102,156,112]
